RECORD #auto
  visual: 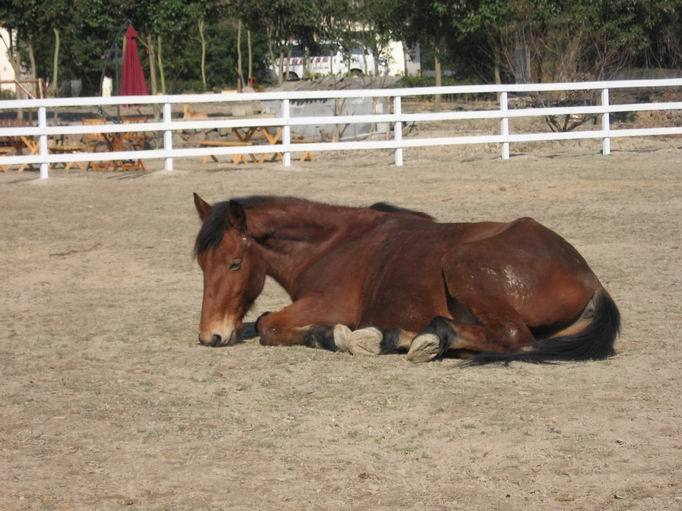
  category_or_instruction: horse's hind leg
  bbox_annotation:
[406,297,536,363]
[407,239,547,362]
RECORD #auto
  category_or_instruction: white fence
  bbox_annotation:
[0,78,681,179]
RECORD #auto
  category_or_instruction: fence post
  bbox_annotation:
[282,99,291,168]
[38,106,48,179]
[163,102,173,171]
[393,96,403,166]
[601,88,610,156]
[499,91,510,160]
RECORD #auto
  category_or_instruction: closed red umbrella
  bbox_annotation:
[120,25,148,96]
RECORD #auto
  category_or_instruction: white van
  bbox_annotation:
[273,41,420,81]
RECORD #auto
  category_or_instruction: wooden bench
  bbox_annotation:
[293,136,315,161]
[260,136,315,163]
[80,118,112,171]
[0,119,35,171]
[48,144,88,171]
[0,147,13,172]
[199,140,257,165]
[118,116,147,171]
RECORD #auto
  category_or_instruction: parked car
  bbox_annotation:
[272,41,420,81]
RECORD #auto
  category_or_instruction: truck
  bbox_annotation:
[273,41,420,81]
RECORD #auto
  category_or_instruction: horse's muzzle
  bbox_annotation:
[198,329,238,347]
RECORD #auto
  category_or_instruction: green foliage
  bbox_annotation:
[1,0,680,94]
[456,0,682,82]
[0,0,277,94]
[398,75,473,88]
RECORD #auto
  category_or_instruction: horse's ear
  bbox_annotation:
[228,200,247,233]
[194,193,212,221]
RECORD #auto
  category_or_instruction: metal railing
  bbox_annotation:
[0,78,681,179]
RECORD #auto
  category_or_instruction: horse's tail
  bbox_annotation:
[465,290,620,366]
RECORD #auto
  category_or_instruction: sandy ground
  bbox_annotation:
[1,137,681,510]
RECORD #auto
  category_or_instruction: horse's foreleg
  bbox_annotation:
[256,300,385,354]
[256,308,337,350]
[334,326,416,355]
[257,306,408,356]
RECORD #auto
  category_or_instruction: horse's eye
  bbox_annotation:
[228,259,242,271]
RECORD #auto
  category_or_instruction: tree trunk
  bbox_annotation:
[25,36,38,117]
[11,32,23,118]
[494,44,502,101]
[28,38,37,80]
[514,45,531,83]
[303,50,309,79]
[51,28,60,96]
[157,34,166,93]
[285,45,291,80]
[266,26,277,83]
[434,43,442,110]
[4,35,19,85]
[199,19,207,90]
[278,48,284,85]
[144,34,158,95]
[494,48,502,85]
[237,20,244,91]
[373,44,380,76]
[247,30,253,85]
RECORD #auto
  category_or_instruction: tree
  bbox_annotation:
[377,0,466,106]
[3,0,681,98]
[186,1,225,90]
[458,0,674,84]
[354,0,398,76]
[234,0,322,83]
[0,0,56,96]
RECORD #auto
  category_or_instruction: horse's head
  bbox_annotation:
[193,193,266,347]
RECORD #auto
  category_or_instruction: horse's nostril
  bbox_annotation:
[210,334,223,347]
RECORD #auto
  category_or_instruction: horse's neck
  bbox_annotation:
[248,204,374,294]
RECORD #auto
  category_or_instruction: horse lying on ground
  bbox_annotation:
[193,194,620,365]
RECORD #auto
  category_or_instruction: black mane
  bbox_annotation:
[369,202,434,220]
[194,196,312,256]
[194,196,434,256]
[194,201,232,256]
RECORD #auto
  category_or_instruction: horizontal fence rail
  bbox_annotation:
[0,78,680,179]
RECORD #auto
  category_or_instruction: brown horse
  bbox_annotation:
[193,194,620,365]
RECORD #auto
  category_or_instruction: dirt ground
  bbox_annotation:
[1,136,681,510]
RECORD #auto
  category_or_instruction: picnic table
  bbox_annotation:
[1,116,149,173]
[199,126,314,164]
[0,119,39,172]
[200,126,282,165]
[78,116,147,171]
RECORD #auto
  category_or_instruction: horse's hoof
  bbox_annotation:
[333,324,352,352]
[349,327,383,356]
[407,333,441,363]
